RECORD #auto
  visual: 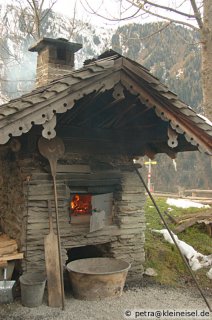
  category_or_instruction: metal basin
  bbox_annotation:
[66,257,131,300]
[0,280,15,304]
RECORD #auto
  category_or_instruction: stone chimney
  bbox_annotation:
[29,37,82,88]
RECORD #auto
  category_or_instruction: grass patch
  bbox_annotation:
[144,197,212,288]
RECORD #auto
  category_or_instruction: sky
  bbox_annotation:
[53,0,144,28]
[0,0,199,29]
[0,0,141,28]
[52,0,199,28]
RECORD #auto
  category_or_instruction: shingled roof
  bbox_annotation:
[0,51,211,156]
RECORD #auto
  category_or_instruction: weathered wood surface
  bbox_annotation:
[52,164,91,173]
[44,201,62,308]
[163,210,178,224]
[0,244,18,256]
[206,225,212,237]
[175,210,212,223]
[0,234,21,258]
[174,210,212,235]
[0,260,8,268]
[184,189,212,196]
[0,253,24,261]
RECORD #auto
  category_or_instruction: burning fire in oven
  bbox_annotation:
[70,194,92,215]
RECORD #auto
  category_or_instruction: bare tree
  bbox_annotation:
[65,1,87,41]
[15,0,58,39]
[0,0,58,100]
[82,0,212,121]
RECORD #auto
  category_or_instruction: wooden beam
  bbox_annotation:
[69,93,142,129]
[77,97,125,126]
[111,103,137,128]
[144,145,158,159]
[57,125,168,145]
[58,90,103,125]
[115,105,151,128]
[121,67,212,153]
[0,253,24,261]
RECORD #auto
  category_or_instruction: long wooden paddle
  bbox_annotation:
[44,200,62,307]
[38,136,65,310]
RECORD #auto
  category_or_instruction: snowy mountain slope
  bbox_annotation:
[0,4,113,100]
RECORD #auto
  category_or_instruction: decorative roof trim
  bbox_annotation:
[0,54,211,156]
[120,60,212,155]
[0,69,120,144]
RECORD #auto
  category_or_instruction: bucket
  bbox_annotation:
[20,273,46,307]
[67,257,131,300]
[0,267,15,304]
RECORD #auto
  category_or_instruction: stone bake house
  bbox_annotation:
[0,38,211,283]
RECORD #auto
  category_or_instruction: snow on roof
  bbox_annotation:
[197,114,212,127]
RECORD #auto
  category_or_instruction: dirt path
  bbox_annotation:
[1,285,211,320]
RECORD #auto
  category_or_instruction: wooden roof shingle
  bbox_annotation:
[0,52,211,155]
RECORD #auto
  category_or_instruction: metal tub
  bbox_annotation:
[66,257,131,300]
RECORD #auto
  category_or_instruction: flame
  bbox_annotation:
[71,194,92,215]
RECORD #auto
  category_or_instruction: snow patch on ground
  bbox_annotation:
[152,229,212,276]
[166,198,210,209]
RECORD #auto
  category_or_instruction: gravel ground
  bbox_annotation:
[0,285,211,320]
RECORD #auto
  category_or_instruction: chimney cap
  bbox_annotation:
[28,37,82,53]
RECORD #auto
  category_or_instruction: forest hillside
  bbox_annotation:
[0,5,211,191]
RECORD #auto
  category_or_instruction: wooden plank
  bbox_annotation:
[28,201,49,208]
[44,201,62,308]
[185,189,212,195]
[68,179,120,187]
[88,186,116,193]
[0,234,11,242]
[175,211,212,233]
[175,210,212,223]
[27,205,66,211]
[0,253,24,261]
[163,210,178,224]
[27,224,51,230]
[56,164,91,173]
[28,186,66,196]
[206,224,212,237]
[31,172,121,180]
[0,261,8,268]
[0,239,17,248]
[0,243,18,256]
[58,125,166,143]
[28,195,67,201]
[175,219,197,233]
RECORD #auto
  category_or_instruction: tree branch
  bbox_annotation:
[126,0,199,30]
[81,0,143,22]
[139,0,196,19]
[190,0,203,29]
[40,1,58,23]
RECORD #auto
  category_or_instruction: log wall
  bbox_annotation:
[0,144,146,283]
[0,147,25,247]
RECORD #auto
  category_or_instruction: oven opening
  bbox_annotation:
[69,192,113,225]
[71,194,92,215]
